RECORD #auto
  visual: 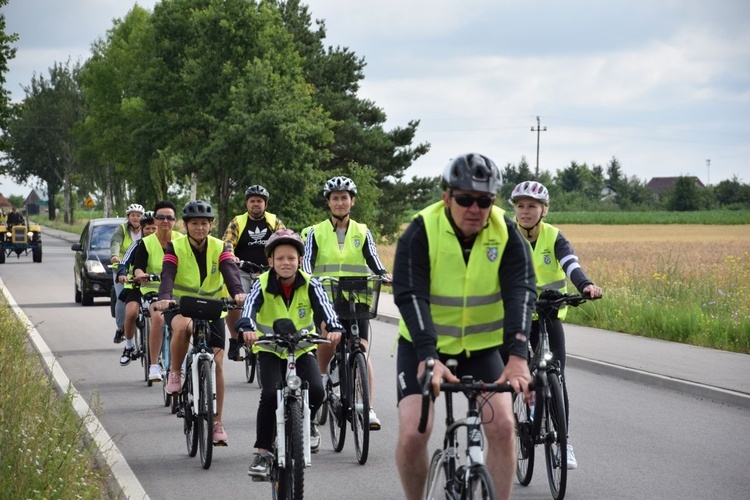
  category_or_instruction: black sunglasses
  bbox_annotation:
[155,214,176,221]
[452,194,495,209]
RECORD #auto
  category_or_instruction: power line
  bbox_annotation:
[531,116,546,180]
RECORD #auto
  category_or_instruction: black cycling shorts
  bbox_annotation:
[396,336,505,403]
[164,310,226,350]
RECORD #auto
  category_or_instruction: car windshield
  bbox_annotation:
[90,224,118,250]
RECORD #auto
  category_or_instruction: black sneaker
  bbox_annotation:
[248,452,274,480]
[120,347,135,366]
[113,328,125,344]
[228,338,242,361]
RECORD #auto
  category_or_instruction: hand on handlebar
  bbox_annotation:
[497,354,532,396]
[418,357,460,398]
[152,299,176,313]
[582,284,603,299]
[321,321,342,348]
[239,329,259,346]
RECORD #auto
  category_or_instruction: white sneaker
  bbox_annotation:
[369,408,381,431]
[566,443,578,469]
[310,423,320,453]
[148,364,163,382]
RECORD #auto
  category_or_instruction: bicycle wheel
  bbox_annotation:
[198,358,214,469]
[513,393,535,485]
[316,376,329,426]
[245,349,256,384]
[463,465,497,500]
[142,316,151,386]
[327,359,346,452]
[425,449,449,500]
[278,398,305,500]
[183,369,198,457]
[351,352,370,464]
[544,372,567,500]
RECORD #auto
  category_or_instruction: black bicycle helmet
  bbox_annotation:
[323,176,358,198]
[245,185,270,201]
[182,200,215,221]
[441,153,502,194]
[139,211,155,225]
[264,229,305,257]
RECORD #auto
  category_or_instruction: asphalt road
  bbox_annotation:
[3,234,750,499]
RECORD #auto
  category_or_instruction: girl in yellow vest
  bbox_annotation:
[236,229,343,478]
[509,180,603,470]
[110,203,144,343]
[301,176,392,430]
[153,200,246,446]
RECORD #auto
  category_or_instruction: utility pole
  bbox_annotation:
[531,116,547,180]
[706,159,711,186]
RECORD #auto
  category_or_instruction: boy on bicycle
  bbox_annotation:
[153,200,246,445]
[235,229,343,479]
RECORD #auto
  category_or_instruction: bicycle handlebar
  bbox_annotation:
[237,260,269,276]
[125,273,161,285]
[317,274,391,285]
[536,291,601,312]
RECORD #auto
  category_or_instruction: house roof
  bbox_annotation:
[0,193,13,208]
[646,176,705,196]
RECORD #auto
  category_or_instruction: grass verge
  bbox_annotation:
[0,297,110,498]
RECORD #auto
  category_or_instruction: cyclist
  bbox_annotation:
[392,153,535,500]
[129,201,183,383]
[507,180,603,470]
[223,185,286,362]
[116,211,159,374]
[301,176,392,430]
[154,200,245,446]
[235,229,343,478]
[110,203,145,343]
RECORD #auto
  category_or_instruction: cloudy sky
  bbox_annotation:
[2,0,749,198]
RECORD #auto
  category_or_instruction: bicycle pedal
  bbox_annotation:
[213,441,228,447]
[250,476,269,482]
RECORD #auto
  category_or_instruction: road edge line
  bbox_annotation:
[1,278,149,500]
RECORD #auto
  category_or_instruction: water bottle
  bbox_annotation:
[328,355,340,386]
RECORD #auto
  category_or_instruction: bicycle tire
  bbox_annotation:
[462,465,496,500]
[425,449,450,500]
[278,398,305,500]
[316,377,329,426]
[327,359,346,452]
[352,351,370,464]
[142,315,151,386]
[544,372,567,500]
[183,368,198,457]
[513,393,535,486]
[198,358,214,469]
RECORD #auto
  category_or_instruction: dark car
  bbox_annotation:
[71,217,125,306]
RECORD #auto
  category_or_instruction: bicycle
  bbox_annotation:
[419,357,526,500]
[513,291,596,500]
[317,274,384,465]
[123,274,160,386]
[170,295,240,470]
[247,318,330,499]
[237,260,269,387]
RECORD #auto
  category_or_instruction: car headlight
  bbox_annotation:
[85,260,107,274]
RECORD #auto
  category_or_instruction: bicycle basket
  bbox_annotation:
[324,277,381,320]
[178,296,224,321]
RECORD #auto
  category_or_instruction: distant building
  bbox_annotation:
[0,193,13,211]
[24,189,45,215]
[646,176,705,197]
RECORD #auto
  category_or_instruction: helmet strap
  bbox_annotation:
[187,233,207,248]
[518,215,543,239]
[331,212,350,228]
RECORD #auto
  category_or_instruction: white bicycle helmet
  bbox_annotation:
[323,176,357,198]
[126,203,145,215]
[509,181,550,205]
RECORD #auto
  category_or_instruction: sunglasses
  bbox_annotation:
[452,194,495,209]
[155,214,176,221]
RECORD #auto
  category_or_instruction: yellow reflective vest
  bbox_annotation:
[140,232,183,293]
[253,271,316,360]
[399,201,509,355]
[310,219,370,277]
[526,221,569,320]
[171,235,228,299]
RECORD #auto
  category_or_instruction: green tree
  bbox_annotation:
[714,176,750,209]
[4,61,85,222]
[665,176,702,211]
[0,0,18,152]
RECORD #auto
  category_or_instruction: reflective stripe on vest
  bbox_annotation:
[528,221,569,320]
[311,219,370,277]
[140,232,183,292]
[398,201,508,355]
[171,236,227,299]
[253,272,316,360]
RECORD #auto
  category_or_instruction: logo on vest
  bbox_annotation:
[211,263,217,274]
[298,308,307,319]
[353,237,361,248]
[486,246,498,262]
[544,254,552,265]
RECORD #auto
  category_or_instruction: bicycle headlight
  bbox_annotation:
[543,351,554,362]
[287,375,302,391]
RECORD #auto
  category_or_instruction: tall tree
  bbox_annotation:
[666,176,702,211]
[4,61,85,221]
[0,0,18,152]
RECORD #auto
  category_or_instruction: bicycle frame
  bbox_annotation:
[188,319,217,417]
